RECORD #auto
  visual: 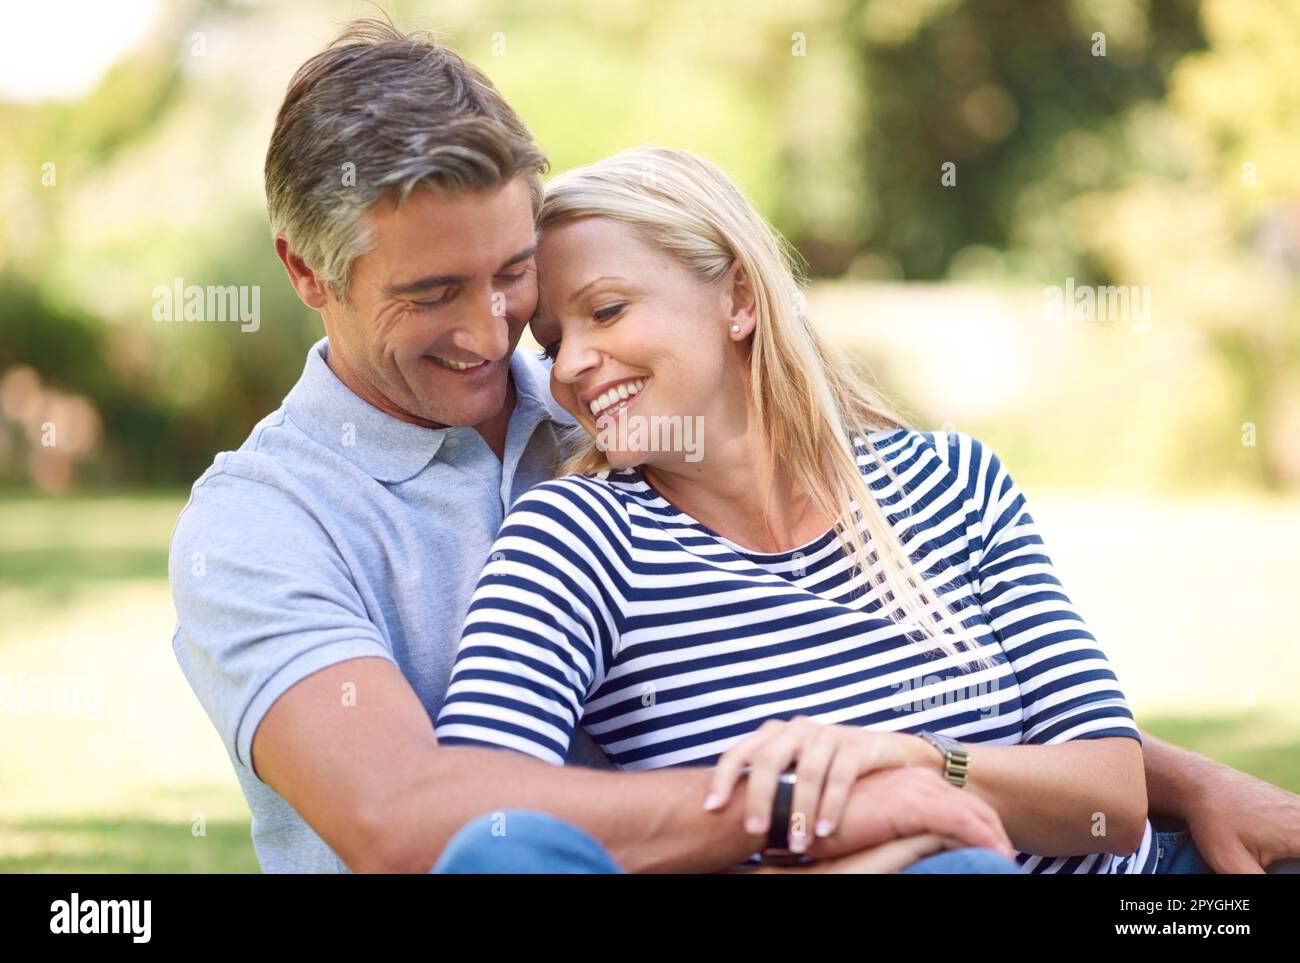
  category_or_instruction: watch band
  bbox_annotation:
[735,766,812,867]
[919,730,970,788]
[760,769,811,866]
[767,768,797,851]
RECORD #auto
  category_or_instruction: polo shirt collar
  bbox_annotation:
[510,340,577,428]
[282,337,572,484]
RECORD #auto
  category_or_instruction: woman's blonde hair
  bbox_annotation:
[540,146,991,670]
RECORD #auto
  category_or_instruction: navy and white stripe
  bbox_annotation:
[436,428,1157,874]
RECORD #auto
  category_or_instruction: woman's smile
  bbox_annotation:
[584,376,650,418]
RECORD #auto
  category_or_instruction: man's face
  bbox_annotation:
[321,176,538,428]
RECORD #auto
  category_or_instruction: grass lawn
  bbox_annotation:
[2,491,1297,873]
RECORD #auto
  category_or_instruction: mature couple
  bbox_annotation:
[170,18,1300,874]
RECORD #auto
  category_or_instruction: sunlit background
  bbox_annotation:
[1,0,1297,871]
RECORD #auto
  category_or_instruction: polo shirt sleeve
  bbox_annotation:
[169,467,394,779]
[435,480,621,765]
[962,434,1141,746]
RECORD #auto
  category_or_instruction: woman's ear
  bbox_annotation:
[724,260,757,340]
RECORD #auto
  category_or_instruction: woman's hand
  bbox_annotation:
[703,716,941,852]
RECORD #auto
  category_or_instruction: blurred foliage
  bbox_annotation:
[845,0,1207,279]
[0,0,1296,489]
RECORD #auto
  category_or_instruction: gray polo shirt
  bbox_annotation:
[169,336,612,873]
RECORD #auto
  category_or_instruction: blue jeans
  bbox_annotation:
[1155,829,1216,874]
[433,810,1024,873]
[434,810,621,873]
[898,847,1024,873]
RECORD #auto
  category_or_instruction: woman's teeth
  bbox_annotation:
[431,355,487,371]
[590,378,648,417]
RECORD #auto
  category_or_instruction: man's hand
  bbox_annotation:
[740,768,1015,871]
[806,765,1015,862]
[1141,729,1300,873]
[1182,765,1300,873]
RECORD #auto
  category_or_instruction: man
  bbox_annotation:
[170,18,1299,874]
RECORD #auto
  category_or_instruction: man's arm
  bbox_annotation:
[252,656,1013,873]
[253,656,756,873]
[1141,729,1218,823]
[1140,728,1300,873]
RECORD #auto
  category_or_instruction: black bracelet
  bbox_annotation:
[766,769,797,851]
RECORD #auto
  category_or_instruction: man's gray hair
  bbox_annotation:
[265,17,547,299]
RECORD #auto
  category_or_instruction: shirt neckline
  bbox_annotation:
[616,466,839,560]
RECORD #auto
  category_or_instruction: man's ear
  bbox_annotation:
[724,260,757,340]
[274,235,330,310]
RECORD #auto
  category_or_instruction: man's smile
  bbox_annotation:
[424,354,497,378]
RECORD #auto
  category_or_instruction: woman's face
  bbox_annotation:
[532,217,747,470]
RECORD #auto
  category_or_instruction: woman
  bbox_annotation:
[435,146,1156,873]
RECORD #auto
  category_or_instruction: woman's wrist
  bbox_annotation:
[900,732,947,771]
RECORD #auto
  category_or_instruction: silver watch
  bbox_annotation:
[918,730,970,788]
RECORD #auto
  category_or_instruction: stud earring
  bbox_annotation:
[730,323,741,334]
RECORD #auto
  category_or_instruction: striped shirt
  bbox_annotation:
[436,428,1157,874]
